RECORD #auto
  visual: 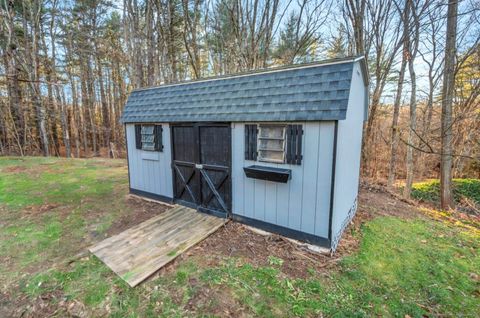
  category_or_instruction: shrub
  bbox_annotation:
[411,179,480,205]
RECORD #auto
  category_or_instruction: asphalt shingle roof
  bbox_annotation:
[121,57,360,123]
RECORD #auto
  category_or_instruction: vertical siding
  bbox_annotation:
[315,123,335,237]
[232,121,335,238]
[331,62,366,247]
[126,123,173,198]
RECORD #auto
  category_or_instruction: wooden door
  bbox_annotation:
[171,123,231,216]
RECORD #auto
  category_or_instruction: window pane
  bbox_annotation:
[259,139,283,151]
[141,134,154,143]
[141,125,154,134]
[259,126,284,139]
[142,142,155,151]
[257,124,286,163]
[259,150,284,162]
[141,125,156,151]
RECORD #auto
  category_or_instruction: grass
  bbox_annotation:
[1,157,479,317]
[411,178,480,206]
[0,157,127,210]
[197,217,479,317]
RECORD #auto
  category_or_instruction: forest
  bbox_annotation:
[0,0,479,207]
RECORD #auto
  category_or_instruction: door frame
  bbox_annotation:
[170,122,232,218]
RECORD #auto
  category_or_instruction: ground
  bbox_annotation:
[0,157,479,317]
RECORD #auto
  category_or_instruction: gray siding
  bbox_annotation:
[126,123,173,198]
[331,61,367,250]
[232,121,335,238]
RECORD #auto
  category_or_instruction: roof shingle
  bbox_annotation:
[121,58,358,123]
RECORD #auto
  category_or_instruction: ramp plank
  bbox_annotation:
[89,206,226,287]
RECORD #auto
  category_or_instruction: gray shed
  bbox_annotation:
[121,56,369,251]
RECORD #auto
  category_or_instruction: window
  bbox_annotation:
[244,123,303,165]
[141,125,155,151]
[257,124,286,163]
[135,124,163,151]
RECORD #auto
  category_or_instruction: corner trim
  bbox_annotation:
[232,214,331,248]
[328,120,338,241]
[124,124,131,190]
[129,188,173,204]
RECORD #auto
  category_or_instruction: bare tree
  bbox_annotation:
[403,0,430,198]
[440,0,458,209]
[182,0,203,79]
[2,0,25,155]
[22,0,50,156]
[274,0,331,64]
[387,0,410,188]
[342,0,407,178]
[417,3,444,178]
[344,0,366,55]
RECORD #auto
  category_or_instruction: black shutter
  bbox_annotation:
[244,124,258,160]
[154,125,163,151]
[135,124,142,149]
[286,124,303,165]
[296,125,303,164]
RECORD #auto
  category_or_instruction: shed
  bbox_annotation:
[121,56,369,251]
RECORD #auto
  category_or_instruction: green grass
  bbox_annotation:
[197,217,479,317]
[0,157,128,286]
[1,157,479,317]
[1,216,63,267]
[0,156,127,210]
[22,256,114,306]
[332,217,479,316]
[411,178,480,206]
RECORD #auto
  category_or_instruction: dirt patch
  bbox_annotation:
[8,290,92,318]
[155,184,427,282]
[156,221,337,281]
[359,182,423,219]
[2,165,28,173]
[22,203,60,217]
[106,195,170,237]
[185,282,250,317]
[1,163,56,179]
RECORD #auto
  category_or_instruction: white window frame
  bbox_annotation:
[257,124,287,164]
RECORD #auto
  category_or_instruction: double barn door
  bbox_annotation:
[171,123,231,216]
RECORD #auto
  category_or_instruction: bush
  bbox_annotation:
[411,179,480,206]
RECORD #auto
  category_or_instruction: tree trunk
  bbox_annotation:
[3,51,24,155]
[65,30,81,157]
[403,0,420,199]
[96,55,110,153]
[84,56,98,155]
[23,1,49,156]
[146,0,156,85]
[387,1,410,188]
[48,0,71,158]
[58,87,71,158]
[4,1,25,154]
[404,52,417,198]
[440,0,458,210]
[79,59,90,154]
[387,57,406,188]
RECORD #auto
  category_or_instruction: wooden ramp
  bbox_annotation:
[89,206,226,287]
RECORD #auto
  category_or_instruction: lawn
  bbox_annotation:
[0,157,479,317]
